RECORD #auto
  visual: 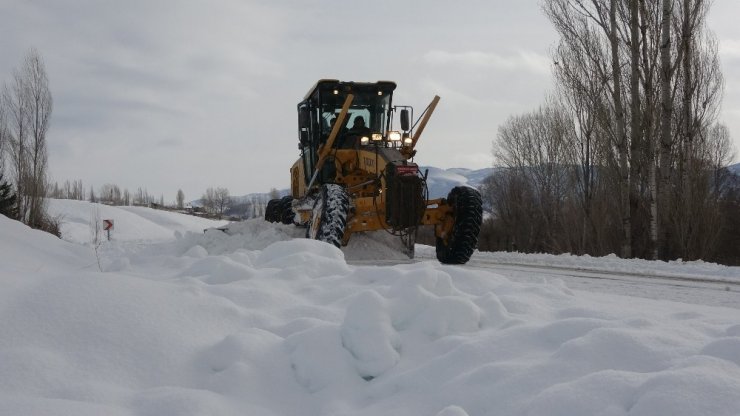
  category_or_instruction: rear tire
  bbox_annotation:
[307,184,350,248]
[279,196,295,225]
[436,186,482,265]
[265,199,280,222]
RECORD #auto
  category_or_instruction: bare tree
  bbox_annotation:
[662,0,725,260]
[48,181,60,198]
[628,0,643,257]
[658,0,675,259]
[99,183,122,205]
[51,178,85,200]
[75,179,85,200]
[199,187,232,217]
[3,65,29,220]
[634,0,663,259]
[213,187,230,217]
[607,0,631,258]
[176,189,185,209]
[24,49,52,227]
[62,179,71,198]
[551,21,612,254]
[543,0,633,257]
[492,100,578,253]
[498,0,737,262]
[1,49,53,230]
[0,100,8,167]
[134,187,150,206]
[201,187,215,214]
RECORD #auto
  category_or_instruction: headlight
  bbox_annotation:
[360,136,370,145]
[404,136,413,145]
[388,131,402,141]
[371,133,383,141]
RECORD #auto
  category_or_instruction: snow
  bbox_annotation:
[1,199,740,415]
[48,199,229,244]
[415,248,740,282]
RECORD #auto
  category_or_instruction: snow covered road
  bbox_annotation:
[466,261,740,310]
[352,256,740,309]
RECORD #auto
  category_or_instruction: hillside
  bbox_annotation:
[194,167,494,218]
[420,166,494,198]
[729,162,740,175]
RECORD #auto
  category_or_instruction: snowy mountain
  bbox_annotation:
[729,162,740,176]
[421,166,494,199]
[224,167,494,204]
[201,167,493,218]
[1,200,739,415]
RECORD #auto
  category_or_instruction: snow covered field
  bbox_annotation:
[1,200,740,415]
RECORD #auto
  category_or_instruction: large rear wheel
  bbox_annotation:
[278,196,295,225]
[436,186,483,264]
[265,199,280,222]
[307,184,350,248]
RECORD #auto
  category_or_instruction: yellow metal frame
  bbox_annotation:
[290,94,454,246]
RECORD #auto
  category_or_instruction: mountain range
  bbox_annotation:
[198,163,739,218]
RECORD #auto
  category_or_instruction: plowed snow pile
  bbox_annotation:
[1,200,740,415]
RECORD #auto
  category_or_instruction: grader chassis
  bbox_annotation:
[265,80,482,264]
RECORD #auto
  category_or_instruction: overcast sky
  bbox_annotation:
[1,0,738,201]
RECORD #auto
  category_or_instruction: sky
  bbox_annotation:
[0,0,738,202]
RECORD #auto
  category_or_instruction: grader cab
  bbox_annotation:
[265,80,482,264]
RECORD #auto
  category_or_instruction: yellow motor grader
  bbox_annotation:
[265,80,482,264]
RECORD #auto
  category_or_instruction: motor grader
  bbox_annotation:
[265,80,482,264]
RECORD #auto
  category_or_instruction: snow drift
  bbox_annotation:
[1,200,739,415]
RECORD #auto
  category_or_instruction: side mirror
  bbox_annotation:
[400,109,410,132]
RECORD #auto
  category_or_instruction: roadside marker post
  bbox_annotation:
[103,219,114,241]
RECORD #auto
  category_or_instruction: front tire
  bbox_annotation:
[307,184,350,248]
[436,186,483,264]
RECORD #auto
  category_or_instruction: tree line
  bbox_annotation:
[480,0,739,265]
[198,187,280,219]
[46,180,276,221]
[48,180,167,207]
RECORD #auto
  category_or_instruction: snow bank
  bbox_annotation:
[417,246,740,282]
[2,208,740,415]
[0,213,95,272]
[48,199,228,244]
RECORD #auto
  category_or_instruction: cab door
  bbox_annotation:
[298,103,316,186]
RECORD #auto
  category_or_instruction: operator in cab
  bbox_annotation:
[339,116,371,149]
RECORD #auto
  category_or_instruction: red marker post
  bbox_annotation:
[103,219,114,241]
